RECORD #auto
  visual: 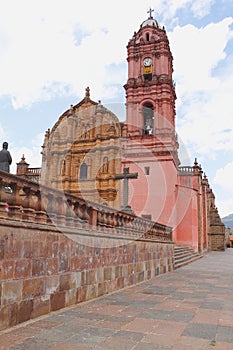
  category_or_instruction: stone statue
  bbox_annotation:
[0,142,12,173]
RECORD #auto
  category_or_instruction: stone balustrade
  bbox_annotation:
[0,170,172,242]
[178,166,194,174]
[26,167,41,174]
[0,170,174,331]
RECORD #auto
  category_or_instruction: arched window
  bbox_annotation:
[80,163,88,179]
[143,103,154,135]
[146,33,150,41]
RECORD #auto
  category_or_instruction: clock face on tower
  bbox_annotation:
[144,57,152,67]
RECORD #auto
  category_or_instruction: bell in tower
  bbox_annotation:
[143,103,154,135]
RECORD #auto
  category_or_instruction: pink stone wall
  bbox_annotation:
[0,221,174,331]
[124,157,177,227]
[174,174,199,251]
[174,188,199,251]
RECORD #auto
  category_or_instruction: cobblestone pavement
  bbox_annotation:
[0,250,233,350]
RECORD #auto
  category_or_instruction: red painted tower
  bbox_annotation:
[123,10,180,225]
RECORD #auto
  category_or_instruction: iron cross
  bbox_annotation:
[147,8,154,18]
[115,167,138,209]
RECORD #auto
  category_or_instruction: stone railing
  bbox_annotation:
[178,166,194,175]
[0,170,172,242]
[0,170,174,331]
[19,167,41,183]
[27,167,41,174]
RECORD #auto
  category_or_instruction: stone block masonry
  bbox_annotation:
[208,207,226,251]
[0,220,174,331]
[0,169,173,330]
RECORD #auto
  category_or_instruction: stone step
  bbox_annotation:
[174,245,203,269]
[175,254,202,269]
[175,247,194,253]
[174,250,195,258]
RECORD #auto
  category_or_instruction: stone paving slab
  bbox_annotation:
[0,250,233,350]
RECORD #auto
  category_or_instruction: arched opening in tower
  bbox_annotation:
[143,103,154,135]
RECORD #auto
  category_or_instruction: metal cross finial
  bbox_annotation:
[147,7,154,18]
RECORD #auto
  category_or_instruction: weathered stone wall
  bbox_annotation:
[208,223,226,251]
[208,198,225,251]
[0,220,174,331]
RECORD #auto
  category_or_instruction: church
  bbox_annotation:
[17,11,225,253]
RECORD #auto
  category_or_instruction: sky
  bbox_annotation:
[0,0,232,217]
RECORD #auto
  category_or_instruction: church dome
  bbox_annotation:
[141,18,159,28]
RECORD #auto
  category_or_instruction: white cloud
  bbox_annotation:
[191,0,216,18]
[157,0,215,21]
[0,124,4,140]
[170,18,233,95]
[157,0,191,18]
[169,18,233,160]
[216,197,233,218]
[0,0,153,108]
[214,162,233,191]
[213,162,233,217]
[0,0,219,109]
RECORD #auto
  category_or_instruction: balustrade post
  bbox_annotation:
[107,213,115,228]
[54,196,66,226]
[71,201,84,227]
[82,205,90,222]
[76,204,87,222]
[71,202,81,227]
[102,212,108,229]
[20,186,36,222]
[0,177,6,216]
[45,194,56,223]
[34,190,48,224]
[65,199,75,227]
[111,212,116,228]
[0,177,11,218]
[97,210,105,228]
[88,207,97,227]
[0,179,23,219]
[7,182,23,220]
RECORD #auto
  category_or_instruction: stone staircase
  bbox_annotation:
[174,245,203,269]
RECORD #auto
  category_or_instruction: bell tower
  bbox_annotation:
[125,9,177,140]
[122,10,180,224]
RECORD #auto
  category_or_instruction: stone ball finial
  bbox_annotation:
[85,86,90,99]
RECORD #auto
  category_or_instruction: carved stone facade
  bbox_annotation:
[40,89,123,209]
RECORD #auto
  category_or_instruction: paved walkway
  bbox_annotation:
[0,250,233,350]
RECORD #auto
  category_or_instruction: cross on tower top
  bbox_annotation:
[147,7,154,19]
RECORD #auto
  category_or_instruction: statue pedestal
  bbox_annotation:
[120,205,135,215]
